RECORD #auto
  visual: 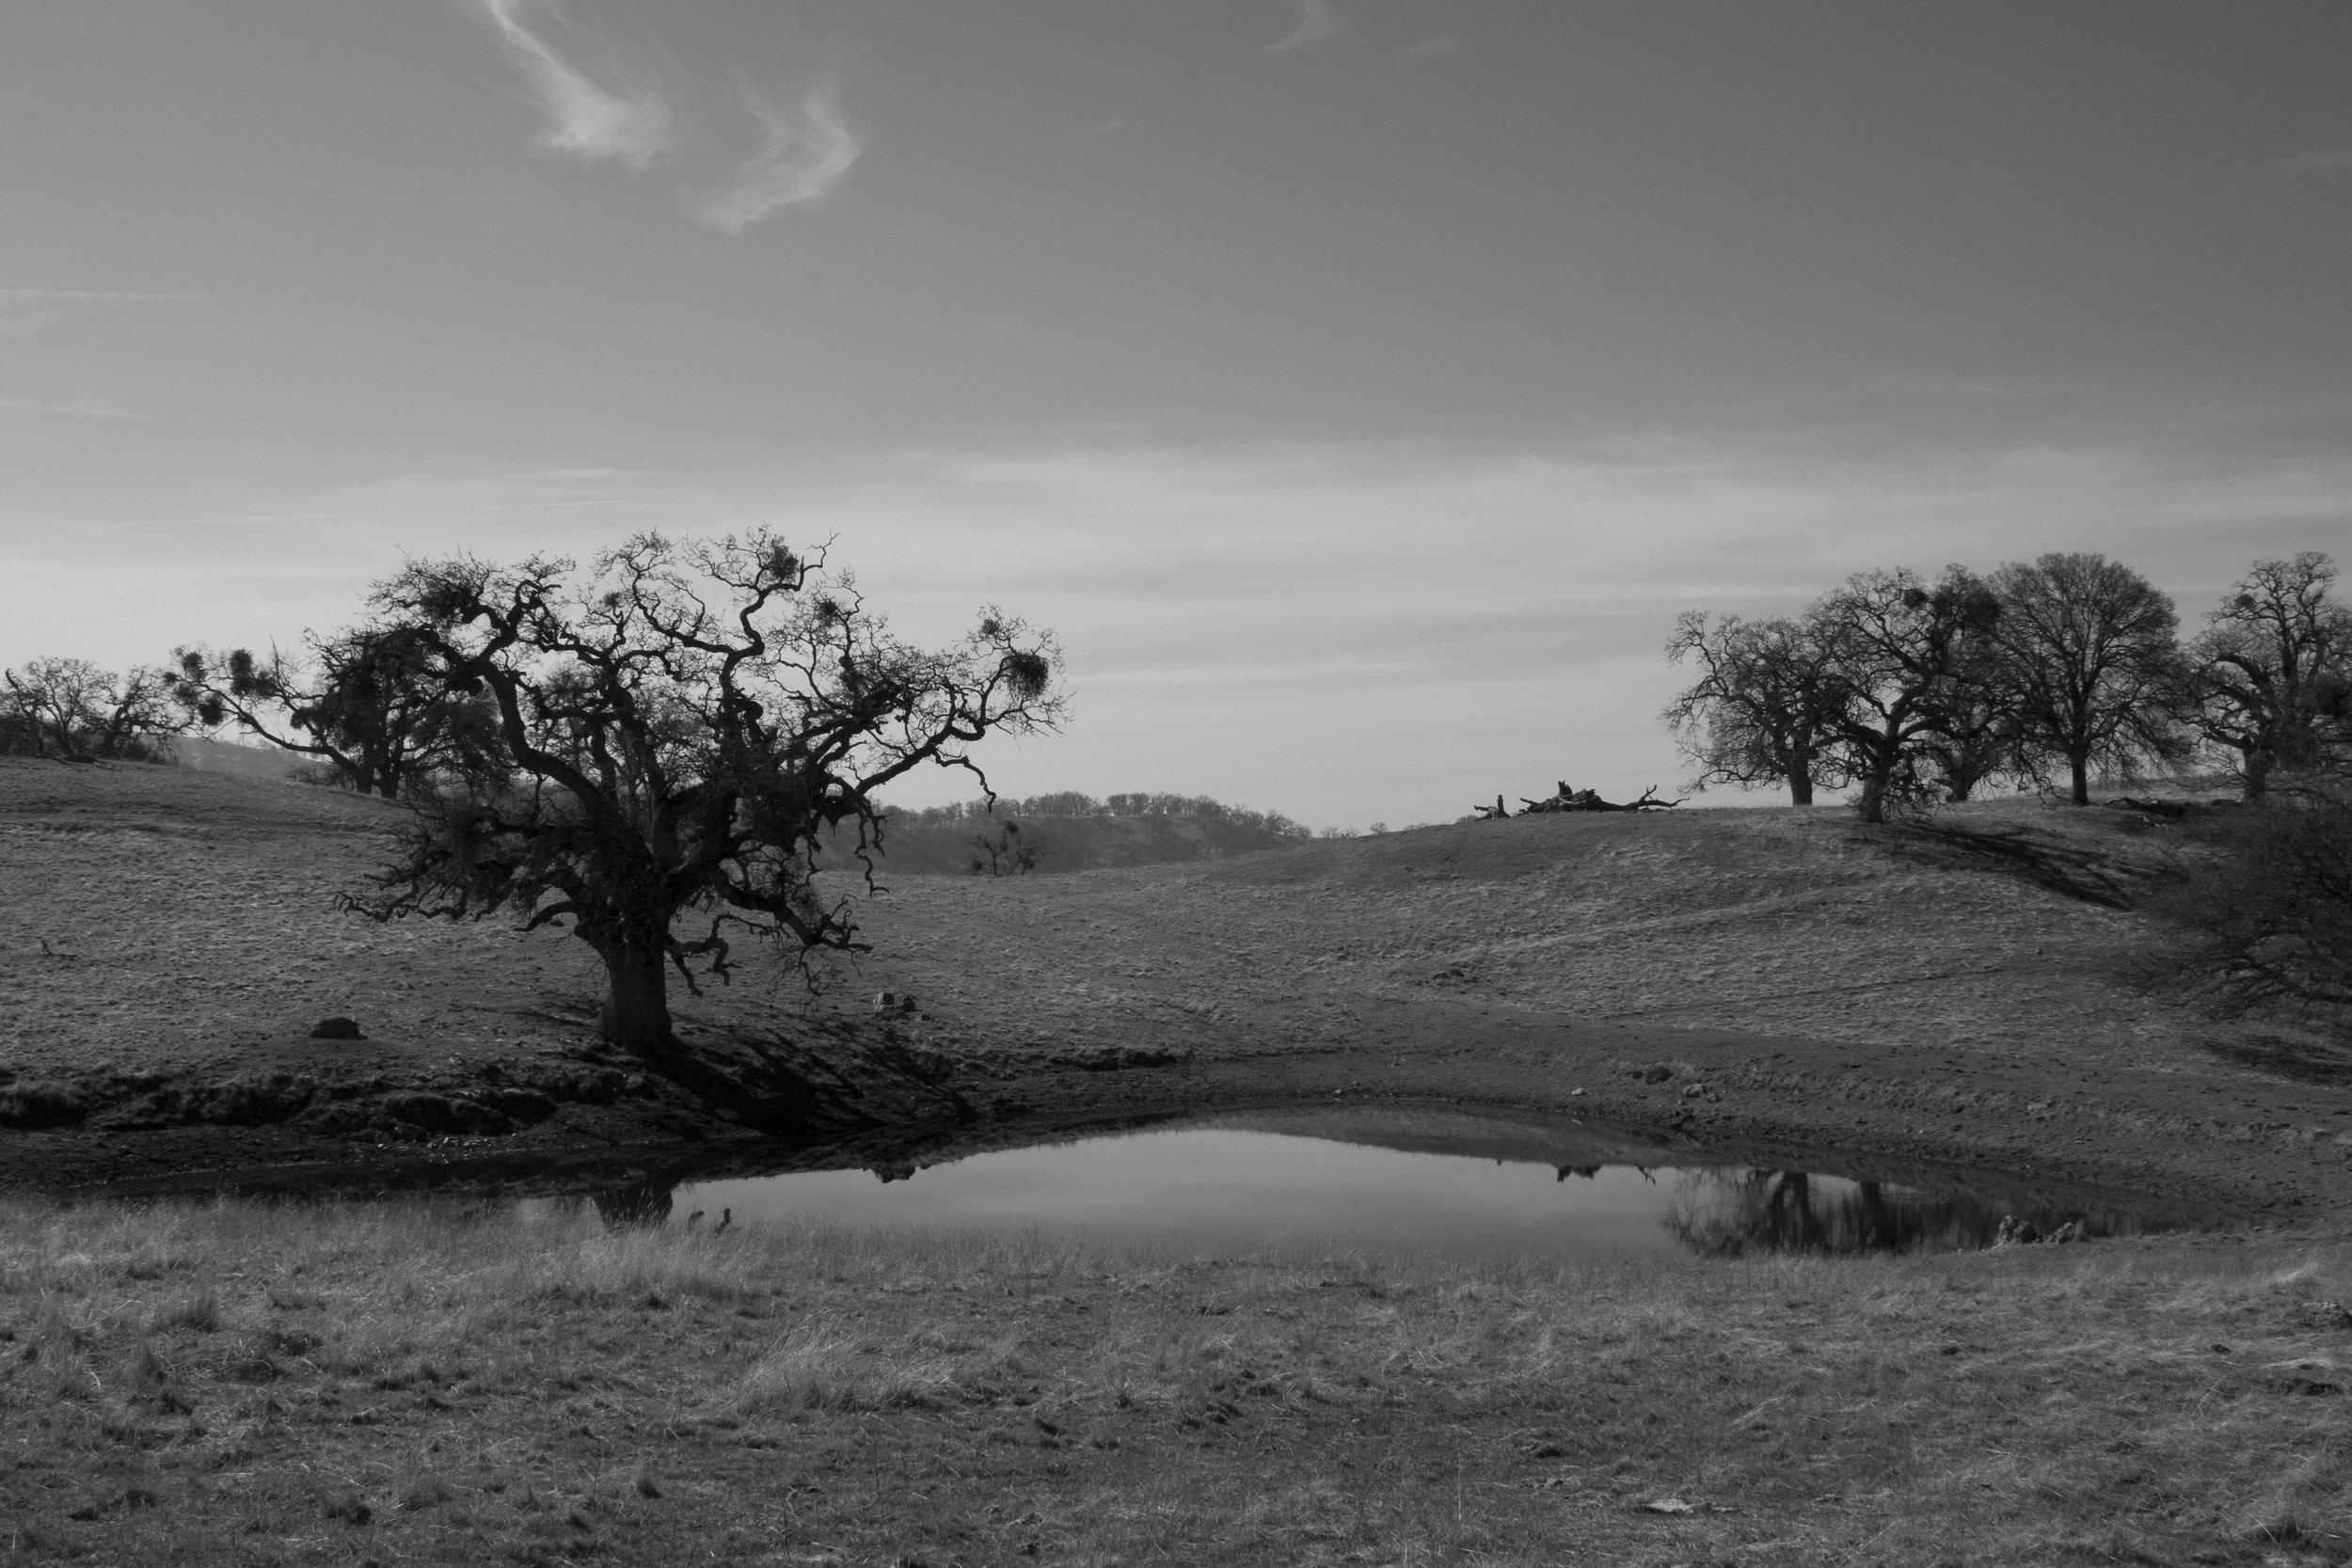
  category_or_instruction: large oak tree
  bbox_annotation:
[2187,552,2352,800]
[1809,565,2006,823]
[1987,552,2189,805]
[1661,611,1847,805]
[343,531,1063,1060]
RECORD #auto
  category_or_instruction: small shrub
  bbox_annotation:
[2138,792,2352,1013]
[0,1081,86,1127]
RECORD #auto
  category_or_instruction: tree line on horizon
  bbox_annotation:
[889,791,1311,841]
[3,536,2346,1037]
[1663,551,2352,823]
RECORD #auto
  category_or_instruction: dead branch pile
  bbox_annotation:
[1473,782,1686,819]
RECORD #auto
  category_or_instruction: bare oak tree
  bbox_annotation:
[172,626,503,797]
[1987,552,2189,805]
[2187,553,2352,800]
[1,657,185,760]
[342,531,1062,1061]
[1661,612,1846,805]
[1810,565,2005,824]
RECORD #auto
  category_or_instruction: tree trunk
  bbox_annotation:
[2243,745,2270,801]
[1789,773,1815,806]
[2069,752,2090,807]
[364,742,398,798]
[596,933,676,1056]
[1853,771,1887,824]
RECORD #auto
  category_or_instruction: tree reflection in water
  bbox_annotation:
[590,1177,676,1226]
[1664,1169,2100,1257]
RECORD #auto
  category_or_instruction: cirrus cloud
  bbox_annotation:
[698,88,863,233]
[0,289,202,334]
[478,0,673,168]
[1264,0,1340,54]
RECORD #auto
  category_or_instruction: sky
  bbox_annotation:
[3,0,2347,829]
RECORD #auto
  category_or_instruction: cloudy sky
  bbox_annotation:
[3,1,2347,827]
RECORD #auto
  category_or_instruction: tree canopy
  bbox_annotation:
[342,531,1063,1058]
[1662,550,2351,814]
[1987,552,2188,806]
[171,626,504,797]
[1661,611,1847,807]
[2187,553,2352,800]
[0,657,184,761]
[1808,565,2007,823]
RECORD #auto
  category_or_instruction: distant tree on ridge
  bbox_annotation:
[171,625,505,797]
[1806,565,2007,822]
[1661,611,1847,805]
[1985,552,2191,805]
[0,657,185,761]
[2185,552,2352,800]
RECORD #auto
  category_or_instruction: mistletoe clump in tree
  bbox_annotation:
[345,531,1062,1061]
[170,626,505,797]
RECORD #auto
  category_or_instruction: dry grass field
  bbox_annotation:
[2,1197,2347,1567]
[6,756,2352,1565]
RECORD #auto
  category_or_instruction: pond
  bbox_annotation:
[672,1103,2195,1260]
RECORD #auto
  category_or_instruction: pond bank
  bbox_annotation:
[6,1006,2342,1229]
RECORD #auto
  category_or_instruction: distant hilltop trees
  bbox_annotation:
[0,657,186,763]
[889,791,1311,841]
[1665,551,2351,820]
[847,790,1313,877]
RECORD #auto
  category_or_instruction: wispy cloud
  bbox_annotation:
[0,395,138,419]
[1264,0,1340,54]
[2281,147,2352,174]
[698,88,862,233]
[0,290,202,305]
[478,0,672,167]
[0,289,202,333]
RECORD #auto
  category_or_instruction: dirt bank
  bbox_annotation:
[3,756,2346,1218]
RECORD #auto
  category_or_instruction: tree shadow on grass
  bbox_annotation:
[2202,1031,2352,1085]
[1882,819,2153,910]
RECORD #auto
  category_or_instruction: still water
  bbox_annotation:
[675,1116,2182,1260]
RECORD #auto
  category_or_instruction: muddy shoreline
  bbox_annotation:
[7,1002,2339,1230]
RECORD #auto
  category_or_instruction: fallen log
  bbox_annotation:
[2102,795,2189,819]
[1516,781,1685,815]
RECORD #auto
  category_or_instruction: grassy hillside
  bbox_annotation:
[167,735,320,784]
[3,754,2348,1213]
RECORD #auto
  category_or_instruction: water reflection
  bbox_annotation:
[74,1098,2206,1259]
[588,1176,675,1226]
[675,1125,2184,1260]
[1661,1169,2122,1257]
